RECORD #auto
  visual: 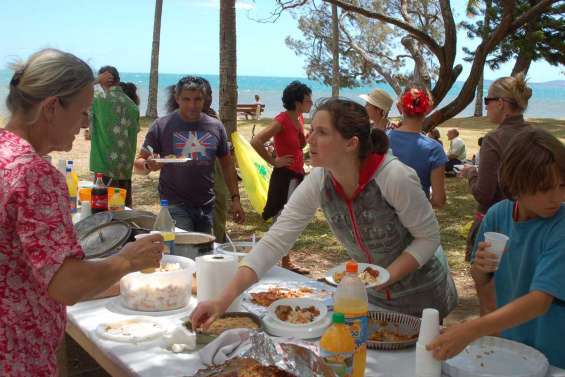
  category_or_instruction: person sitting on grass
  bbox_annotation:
[427,128,565,369]
[445,128,467,175]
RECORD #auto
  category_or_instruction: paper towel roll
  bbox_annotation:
[196,254,241,312]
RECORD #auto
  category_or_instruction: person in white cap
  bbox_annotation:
[359,88,395,131]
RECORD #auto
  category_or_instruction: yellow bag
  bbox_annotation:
[231,131,271,214]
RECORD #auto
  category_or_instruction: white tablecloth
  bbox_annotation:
[67,266,565,377]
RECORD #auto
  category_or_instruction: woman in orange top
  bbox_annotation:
[251,81,313,274]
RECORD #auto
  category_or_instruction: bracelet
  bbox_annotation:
[231,193,240,201]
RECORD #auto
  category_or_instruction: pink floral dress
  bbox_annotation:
[0,129,84,376]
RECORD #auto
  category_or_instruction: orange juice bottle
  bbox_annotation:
[333,261,368,377]
[320,312,355,377]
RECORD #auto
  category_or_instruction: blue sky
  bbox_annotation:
[0,0,562,83]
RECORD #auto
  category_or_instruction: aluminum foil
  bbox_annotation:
[192,331,335,377]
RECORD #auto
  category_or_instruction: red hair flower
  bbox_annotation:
[400,88,432,117]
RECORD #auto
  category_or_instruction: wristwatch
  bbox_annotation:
[231,193,240,201]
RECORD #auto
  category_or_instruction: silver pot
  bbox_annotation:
[174,232,215,259]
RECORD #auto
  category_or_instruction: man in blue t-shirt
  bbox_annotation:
[426,128,565,368]
[134,76,244,234]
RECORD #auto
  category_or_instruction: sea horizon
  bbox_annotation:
[1,69,564,120]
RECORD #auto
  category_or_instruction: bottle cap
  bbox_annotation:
[95,173,103,178]
[332,312,345,324]
[114,188,120,193]
[346,261,358,273]
[160,199,169,207]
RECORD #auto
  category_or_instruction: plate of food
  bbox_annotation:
[367,311,420,350]
[242,281,334,317]
[325,263,389,288]
[95,317,165,343]
[268,298,327,328]
[153,155,191,163]
[183,312,263,344]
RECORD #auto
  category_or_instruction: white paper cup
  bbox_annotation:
[134,233,153,241]
[418,308,440,345]
[415,342,442,377]
[484,232,509,268]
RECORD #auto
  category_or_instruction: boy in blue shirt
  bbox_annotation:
[427,128,565,368]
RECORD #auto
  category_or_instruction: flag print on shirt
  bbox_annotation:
[174,131,217,161]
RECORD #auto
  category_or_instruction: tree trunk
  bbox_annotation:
[331,3,340,96]
[146,0,163,119]
[474,73,484,117]
[511,52,533,76]
[219,0,238,136]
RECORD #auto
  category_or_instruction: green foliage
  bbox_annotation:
[284,0,443,91]
[460,0,565,70]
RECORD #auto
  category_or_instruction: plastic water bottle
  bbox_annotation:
[65,165,78,213]
[153,199,175,254]
[334,261,369,377]
[91,173,108,214]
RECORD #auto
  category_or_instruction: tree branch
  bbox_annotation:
[323,0,443,57]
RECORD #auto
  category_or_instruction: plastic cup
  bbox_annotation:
[418,308,440,345]
[484,232,509,268]
[415,342,441,377]
[79,201,91,220]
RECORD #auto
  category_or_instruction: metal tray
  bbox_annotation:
[183,312,264,344]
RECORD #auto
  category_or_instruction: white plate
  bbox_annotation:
[325,263,390,288]
[95,317,165,343]
[153,157,191,163]
[263,311,331,339]
[443,336,549,377]
[242,281,335,317]
[268,298,328,328]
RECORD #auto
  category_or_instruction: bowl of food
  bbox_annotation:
[215,241,255,261]
[184,312,263,344]
[120,254,195,312]
[268,298,327,328]
[367,311,420,350]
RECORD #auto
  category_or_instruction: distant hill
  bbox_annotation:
[533,80,565,87]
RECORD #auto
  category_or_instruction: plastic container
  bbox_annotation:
[334,261,369,377]
[120,254,195,312]
[109,188,125,211]
[215,241,255,262]
[320,312,356,377]
[153,199,175,254]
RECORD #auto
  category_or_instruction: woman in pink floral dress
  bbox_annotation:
[0,49,164,377]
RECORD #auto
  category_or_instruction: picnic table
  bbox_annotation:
[66,266,565,377]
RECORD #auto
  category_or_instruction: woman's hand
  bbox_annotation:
[426,321,480,360]
[191,300,227,330]
[273,154,294,168]
[117,233,164,272]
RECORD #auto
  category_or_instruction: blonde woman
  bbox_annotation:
[460,74,532,262]
[0,49,163,376]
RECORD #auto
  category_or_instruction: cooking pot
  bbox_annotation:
[174,232,215,259]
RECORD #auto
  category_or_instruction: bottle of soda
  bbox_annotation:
[109,188,125,211]
[153,199,175,254]
[65,165,78,214]
[91,173,108,214]
[320,312,356,377]
[334,261,369,377]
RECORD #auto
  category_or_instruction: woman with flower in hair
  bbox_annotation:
[388,87,447,209]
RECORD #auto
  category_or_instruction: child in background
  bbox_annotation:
[427,128,565,368]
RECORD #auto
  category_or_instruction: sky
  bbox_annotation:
[0,0,563,83]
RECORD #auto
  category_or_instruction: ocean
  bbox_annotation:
[1,69,564,119]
